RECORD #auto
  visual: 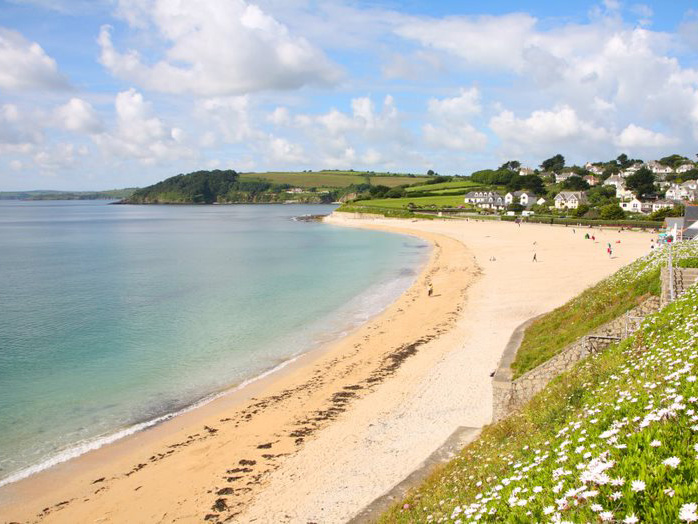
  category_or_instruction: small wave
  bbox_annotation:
[0,355,302,489]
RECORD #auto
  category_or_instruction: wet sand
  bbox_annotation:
[0,214,653,523]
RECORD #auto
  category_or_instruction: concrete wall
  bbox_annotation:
[492,296,661,422]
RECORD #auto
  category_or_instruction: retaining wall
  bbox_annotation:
[661,267,698,306]
[492,296,661,422]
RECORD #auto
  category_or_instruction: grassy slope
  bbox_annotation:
[381,249,698,523]
[356,195,475,209]
[238,171,425,189]
[405,180,480,193]
[512,243,698,378]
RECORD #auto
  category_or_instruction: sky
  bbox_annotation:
[1,0,698,190]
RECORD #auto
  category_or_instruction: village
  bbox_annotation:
[462,155,697,229]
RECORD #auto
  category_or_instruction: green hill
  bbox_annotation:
[382,242,698,523]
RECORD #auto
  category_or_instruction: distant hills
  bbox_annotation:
[0,188,137,201]
[120,169,426,204]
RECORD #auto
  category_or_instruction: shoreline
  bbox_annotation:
[0,215,654,523]
[0,229,426,491]
[0,220,461,523]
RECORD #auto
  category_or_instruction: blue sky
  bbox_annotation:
[1,0,697,190]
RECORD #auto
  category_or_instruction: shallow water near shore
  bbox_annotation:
[0,201,427,486]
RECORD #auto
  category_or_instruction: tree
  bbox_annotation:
[648,205,683,221]
[506,174,545,194]
[573,204,590,218]
[562,176,590,191]
[540,154,565,173]
[617,153,629,167]
[427,169,435,176]
[658,154,690,168]
[625,167,656,198]
[600,203,625,220]
[499,160,521,171]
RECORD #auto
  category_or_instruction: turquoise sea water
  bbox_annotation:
[0,201,428,486]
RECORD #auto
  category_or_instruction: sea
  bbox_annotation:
[0,201,428,487]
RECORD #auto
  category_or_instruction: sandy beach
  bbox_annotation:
[0,214,654,523]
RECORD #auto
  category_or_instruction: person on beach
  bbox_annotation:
[427,283,433,297]
[532,252,537,262]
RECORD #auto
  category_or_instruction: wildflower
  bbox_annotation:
[665,488,675,497]
[650,440,661,447]
[631,480,646,492]
[591,504,603,512]
[663,457,681,468]
[679,503,698,522]
[624,514,639,523]
[611,491,623,500]
[600,511,614,521]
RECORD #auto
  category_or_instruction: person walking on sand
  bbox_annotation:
[532,252,537,262]
[427,283,433,297]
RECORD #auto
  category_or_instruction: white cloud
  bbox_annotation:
[268,106,291,126]
[0,27,69,90]
[33,143,88,173]
[489,106,611,156]
[615,124,677,148]
[268,137,306,164]
[427,87,482,121]
[423,123,487,151]
[0,104,43,148]
[100,0,341,95]
[195,96,260,145]
[422,87,487,152]
[92,88,192,164]
[54,98,103,134]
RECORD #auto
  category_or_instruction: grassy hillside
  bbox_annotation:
[239,171,424,189]
[355,194,475,210]
[381,250,698,523]
[405,180,480,193]
[512,242,698,378]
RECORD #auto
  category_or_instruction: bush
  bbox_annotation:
[600,203,626,220]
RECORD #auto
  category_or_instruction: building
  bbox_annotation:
[518,167,535,176]
[554,172,575,184]
[647,161,673,175]
[666,182,698,202]
[504,191,537,207]
[620,198,654,214]
[666,205,698,240]
[584,175,599,186]
[652,200,675,213]
[676,163,695,174]
[604,175,634,199]
[464,191,506,210]
[584,162,604,175]
[554,191,588,210]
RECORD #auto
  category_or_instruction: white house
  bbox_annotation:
[518,167,535,176]
[554,191,588,210]
[676,163,695,174]
[584,162,604,175]
[584,175,599,186]
[505,191,537,207]
[647,161,673,175]
[652,200,675,213]
[620,198,653,214]
[667,181,698,201]
[464,191,506,210]
[554,172,575,183]
[605,174,634,199]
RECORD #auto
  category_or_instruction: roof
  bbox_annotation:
[685,205,698,224]
[556,191,587,200]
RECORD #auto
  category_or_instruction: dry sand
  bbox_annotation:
[0,214,653,523]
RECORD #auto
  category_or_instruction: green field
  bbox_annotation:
[356,194,472,209]
[405,179,479,193]
[239,171,425,189]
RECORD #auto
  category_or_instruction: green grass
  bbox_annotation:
[512,242,698,378]
[238,171,425,189]
[356,194,473,209]
[335,204,436,219]
[405,180,480,193]
[380,268,698,523]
